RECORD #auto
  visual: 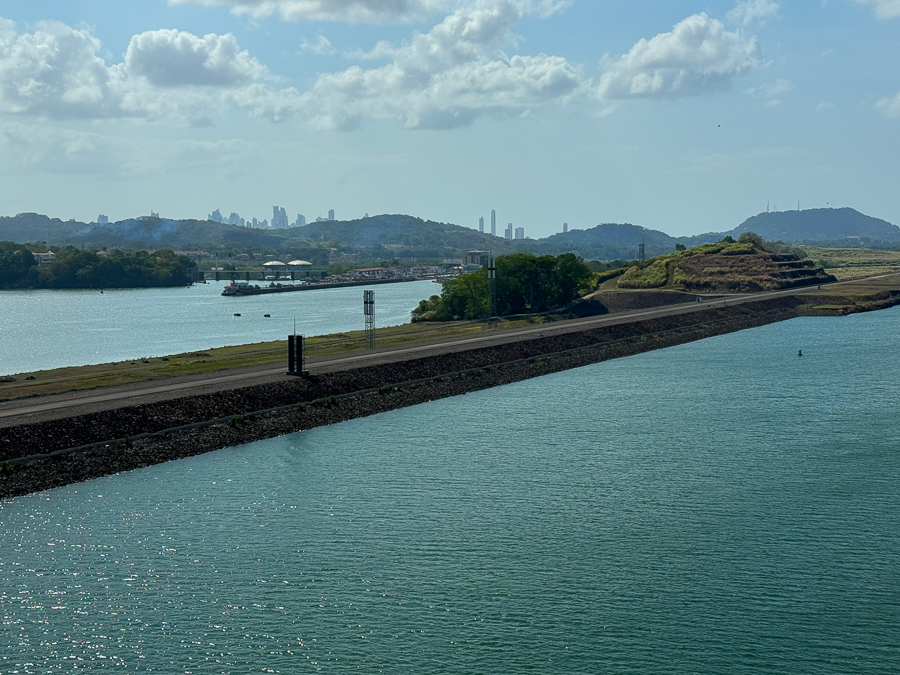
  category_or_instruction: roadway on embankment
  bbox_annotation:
[2,272,897,424]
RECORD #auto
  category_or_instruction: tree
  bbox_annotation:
[0,242,37,287]
[412,252,596,321]
[675,243,687,252]
[737,231,764,247]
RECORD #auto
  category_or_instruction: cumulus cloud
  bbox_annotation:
[0,19,126,118]
[304,1,584,129]
[854,0,900,18]
[167,0,455,23]
[0,19,282,120]
[597,13,759,100]
[727,0,779,26]
[124,30,268,87]
[0,4,581,129]
[168,0,568,23]
[876,91,900,116]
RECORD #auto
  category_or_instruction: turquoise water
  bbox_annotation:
[2,309,899,673]
[0,281,435,376]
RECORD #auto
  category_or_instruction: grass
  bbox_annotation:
[0,316,544,401]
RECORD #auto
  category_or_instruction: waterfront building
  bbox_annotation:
[31,250,55,265]
[465,251,490,266]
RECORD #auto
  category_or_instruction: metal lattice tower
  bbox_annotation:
[488,256,497,318]
[638,242,646,264]
[364,290,375,349]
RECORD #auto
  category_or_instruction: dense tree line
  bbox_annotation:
[0,243,197,289]
[413,252,597,321]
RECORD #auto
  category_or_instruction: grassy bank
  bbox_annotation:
[0,316,545,401]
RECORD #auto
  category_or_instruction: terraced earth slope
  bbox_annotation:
[617,241,836,293]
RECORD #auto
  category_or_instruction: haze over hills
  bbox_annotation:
[2,207,898,261]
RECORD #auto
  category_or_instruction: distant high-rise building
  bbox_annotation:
[515,227,524,240]
[272,206,289,229]
[479,216,484,233]
[328,209,335,221]
[491,210,496,236]
[150,211,159,219]
[295,214,306,227]
[505,223,513,240]
[252,217,259,228]
[97,214,109,225]
[209,209,224,223]
[563,222,568,233]
[227,212,245,227]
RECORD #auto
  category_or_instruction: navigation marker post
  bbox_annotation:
[364,290,376,350]
[287,318,308,376]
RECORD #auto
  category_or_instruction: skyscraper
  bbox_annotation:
[563,222,568,233]
[296,214,306,227]
[273,206,288,229]
[328,209,335,221]
[479,216,484,233]
[491,210,496,236]
[515,227,524,240]
[505,223,513,240]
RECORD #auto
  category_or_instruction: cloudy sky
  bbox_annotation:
[0,0,898,237]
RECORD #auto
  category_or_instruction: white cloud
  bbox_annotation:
[124,30,268,87]
[0,19,287,121]
[876,91,900,116]
[299,35,335,55]
[0,19,126,119]
[854,0,900,19]
[167,0,568,23]
[597,13,759,100]
[816,101,834,111]
[168,0,456,23]
[727,0,779,26]
[304,1,584,129]
[0,4,582,129]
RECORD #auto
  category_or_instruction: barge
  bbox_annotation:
[222,277,422,296]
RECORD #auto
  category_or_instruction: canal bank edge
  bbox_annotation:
[2,293,899,499]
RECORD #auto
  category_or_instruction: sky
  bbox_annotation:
[0,0,898,238]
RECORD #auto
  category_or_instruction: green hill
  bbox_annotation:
[617,240,836,293]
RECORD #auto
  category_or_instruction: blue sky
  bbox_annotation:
[0,0,898,237]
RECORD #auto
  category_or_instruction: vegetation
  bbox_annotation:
[412,252,597,321]
[617,234,834,293]
[0,243,197,289]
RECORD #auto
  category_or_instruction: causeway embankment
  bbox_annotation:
[2,291,898,499]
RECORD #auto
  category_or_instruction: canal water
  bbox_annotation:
[2,308,898,673]
[0,280,435,376]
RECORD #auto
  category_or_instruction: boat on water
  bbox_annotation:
[221,277,420,297]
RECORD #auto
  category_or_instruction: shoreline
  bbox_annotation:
[2,292,899,499]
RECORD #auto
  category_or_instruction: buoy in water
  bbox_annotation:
[798,350,803,357]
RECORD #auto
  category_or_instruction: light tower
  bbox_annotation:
[364,290,375,349]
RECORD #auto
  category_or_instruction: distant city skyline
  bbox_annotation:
[1,1,898,237]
